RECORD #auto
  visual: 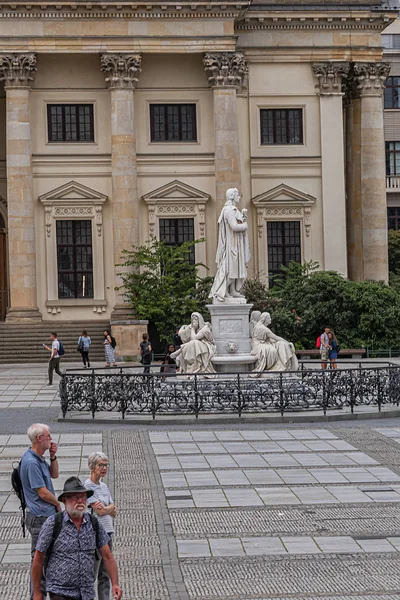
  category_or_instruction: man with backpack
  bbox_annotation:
[19,423,61,600]
[32,476,123,600]
[43,332,64,386]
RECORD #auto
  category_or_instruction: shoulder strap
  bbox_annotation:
[89,512,100,548]
[44,512,63,572]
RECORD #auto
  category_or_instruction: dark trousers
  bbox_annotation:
[81,350,90,366]
[48,357,62,384]
[26,512,48,600]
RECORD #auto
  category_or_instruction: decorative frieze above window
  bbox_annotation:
[252,183,315,283]
[142,179,210,275]
[39,180,107,307]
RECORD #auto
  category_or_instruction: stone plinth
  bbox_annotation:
[111,319,148,359]
[207,301,255,373]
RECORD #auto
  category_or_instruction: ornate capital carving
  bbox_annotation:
[203,52,248,88]
[350,62,391,98]
[101,53,142,89]
[0,53,37,88]
[312,62,350,96]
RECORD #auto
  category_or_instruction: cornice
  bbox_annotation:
[236,11,395,31]
[0,0,247,18]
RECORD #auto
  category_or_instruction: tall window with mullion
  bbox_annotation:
[56,220,94,299]
[48,104,94,142]
[260,109,303,145]
[150,104,197,142]
[267,221,301,285]
[159,218,195,264]
[385,77,400,109]
[386,142,400,176]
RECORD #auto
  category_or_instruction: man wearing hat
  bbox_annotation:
[31,476,123,600]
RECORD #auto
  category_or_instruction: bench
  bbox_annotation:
[297,349,366,360]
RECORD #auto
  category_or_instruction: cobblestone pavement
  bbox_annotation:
[4,407,400,598]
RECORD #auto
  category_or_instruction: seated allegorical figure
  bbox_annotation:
[171,312,216,375]
[251,311,298,376]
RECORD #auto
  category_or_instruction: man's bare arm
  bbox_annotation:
[32,550,45,600]
[36,487,61,511]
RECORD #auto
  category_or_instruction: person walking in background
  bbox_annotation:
[140,333,152,374]
[20,423,61,600]
[328,331,339,369]
[43,333,62,386]
[84,452,116,600]
[78,329,91,368]
[32,476,122,600]
[320,326,331,370]
[103,330,117,368]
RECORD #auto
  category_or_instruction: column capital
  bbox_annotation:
[100,53,142,89]
[312,62,350,96]
[350,62,391,98]
[0,53,37,89]
[203,52,248,89]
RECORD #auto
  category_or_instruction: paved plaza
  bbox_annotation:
[2,365,400,598]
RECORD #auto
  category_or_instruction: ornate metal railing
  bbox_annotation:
[59,362,400,419]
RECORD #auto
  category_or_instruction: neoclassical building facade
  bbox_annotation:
[0,0,395,324]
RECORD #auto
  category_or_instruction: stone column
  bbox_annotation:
[0,53,41,322]
[203,53,247,212]
[312,62,349,276]
[101,53,142,319]
[351,62,391,282]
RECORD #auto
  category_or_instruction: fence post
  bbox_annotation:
[194,375,199,419]
[377,369,382,412]
[237,374,243,417]
[279,372,284,417]
[91,371,96,419]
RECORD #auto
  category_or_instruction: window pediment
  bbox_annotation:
[39,180,108,206]
[143,179,210,206]
[252,183,316,208]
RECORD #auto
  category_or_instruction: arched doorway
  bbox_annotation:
[0,213,8,320]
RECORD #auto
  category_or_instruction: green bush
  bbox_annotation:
[118,238,211,344]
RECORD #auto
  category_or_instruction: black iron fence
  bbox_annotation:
[59,362,400,419]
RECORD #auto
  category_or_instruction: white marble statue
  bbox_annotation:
[249,310,261,338]
[209,188,251,302]
[251,312,298,376]
[171,312,216,375]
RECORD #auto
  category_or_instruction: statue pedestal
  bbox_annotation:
[207,301,256,373]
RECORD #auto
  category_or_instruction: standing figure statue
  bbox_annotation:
[171,312,216,375]
[251,312,298,376]
[209,188,251,302]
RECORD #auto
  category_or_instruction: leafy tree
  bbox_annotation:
[388,229,400,288]
[118,238,211,344]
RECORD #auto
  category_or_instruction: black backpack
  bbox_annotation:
[44,512,101,573]
[110,336,117,349]
[11,461,26,537]
[58,342,65,356]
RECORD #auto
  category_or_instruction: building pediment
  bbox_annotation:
[143,180,210,206]
[39,181,108,206]
[252,184,316,207]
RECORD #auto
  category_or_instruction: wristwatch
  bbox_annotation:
[50,456,58,462]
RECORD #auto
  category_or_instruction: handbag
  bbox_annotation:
[77,337,84,353]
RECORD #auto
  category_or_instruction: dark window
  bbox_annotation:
[260,109,303,145]
[150,104,197,142]
[386,142,400,176]
[385,77,400,109]
[159,218,195,264]
[267,221,301,285]
[48,104,94,142]
[56,220,93,299]
[388,207,400,230]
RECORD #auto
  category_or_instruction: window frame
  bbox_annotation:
[385,141,400,176]
[149,103,198,143]
[388,207,400,230]
[384,77,400,110]
[56,219,94,299]
[266,220,302,284]
[159,217,196,264]
[47,103,95,143]
[260,108,304,146]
